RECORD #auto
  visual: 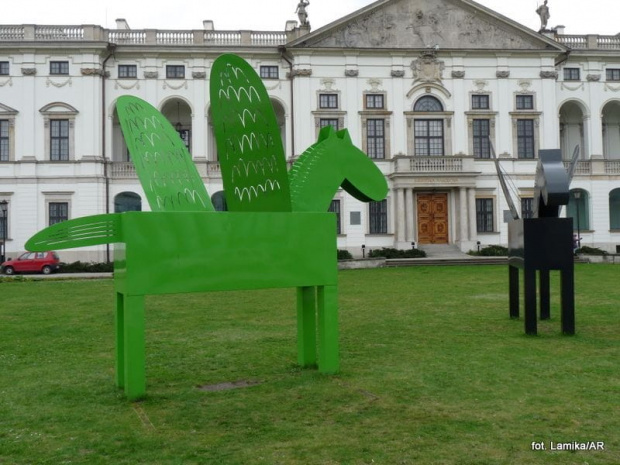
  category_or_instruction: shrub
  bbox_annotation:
[337,249,353,260]
[367,247,426,259]
[577,245,608,256]
[60,261,114,273]
[468,245,508,257]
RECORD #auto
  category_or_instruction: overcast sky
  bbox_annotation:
[1,0,618,36]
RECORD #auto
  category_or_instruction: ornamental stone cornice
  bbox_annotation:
[81,68,105,76]
[540,70,558,79]
[288,69,312,77]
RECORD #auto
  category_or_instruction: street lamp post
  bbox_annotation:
[573,191,581,252]
[0,200,7,263]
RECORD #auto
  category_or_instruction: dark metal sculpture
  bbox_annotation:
[494,147,576,335]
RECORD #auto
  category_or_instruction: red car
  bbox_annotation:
[1,251,61,275]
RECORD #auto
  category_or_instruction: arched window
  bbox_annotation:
[566,189,589,231]
[114,192,142,213]
[412,96,445,156]
[414,96,443,112]
[610,188,620,230]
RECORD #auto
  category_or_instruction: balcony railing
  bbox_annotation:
[605,160,620,174]
[392,156,478,174]
[0,25,288,46]
[563,160,592,175]
[556,34,620,50]
[110,162,136,178]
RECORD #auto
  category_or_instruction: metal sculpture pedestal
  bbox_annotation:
[508,218,575,335]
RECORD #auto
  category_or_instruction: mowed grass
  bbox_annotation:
[0,264,618,464]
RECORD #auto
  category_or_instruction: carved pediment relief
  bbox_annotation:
[292,0,563,51]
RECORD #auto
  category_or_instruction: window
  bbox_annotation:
[50,61,69,75]
[259,66,278,79]
[472,119,490,158]
[517,119,535,159]
[472,94,490,110]
[319,118,339,130]
[566,190,590,230]
[166,65,185,79]
[0,120,8,161]
[319,94,338,109]
[414,120,443,156]
[369,200,387,234]
[49,202,68,226]
[118,64,137,78]
[328,200,341,235]
[366,94,384,109]
[476,198,494,232]
[516,95,534,110]
[521,198,534,219]
[610,189,620,229]
[0,62,8,75]
[50,120,70,161]
[366,119,385,159]
[414,96,443,112]
[563,68,580,81]
[114,192,142,213]
[0,203,7,242]
[606,69,620,81]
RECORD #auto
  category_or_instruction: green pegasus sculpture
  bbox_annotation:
[26,54,387,401]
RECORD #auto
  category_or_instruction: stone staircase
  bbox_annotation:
[385,244,505,267]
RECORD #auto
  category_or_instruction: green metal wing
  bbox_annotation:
[25,214,122,252]
[209,54,291,212]
[116,96,214,212]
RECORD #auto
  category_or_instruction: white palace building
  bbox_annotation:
[1,0,620,261]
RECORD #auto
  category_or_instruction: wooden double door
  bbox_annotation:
[417,193,449,244]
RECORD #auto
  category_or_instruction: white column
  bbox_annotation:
[405,188,414,242]
[396,188,405,243]
[459,187,468,242]
[468,188,477,240]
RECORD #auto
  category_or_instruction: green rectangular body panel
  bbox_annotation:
[114,212,337,295]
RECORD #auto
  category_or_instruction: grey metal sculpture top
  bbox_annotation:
[533,149,570,218]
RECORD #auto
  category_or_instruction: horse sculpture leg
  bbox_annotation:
[297,286,317,367]
[121,294,146,400]
[115,292,125,389]
[317,285,339,373]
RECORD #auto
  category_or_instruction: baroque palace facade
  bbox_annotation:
[1,0,620,261]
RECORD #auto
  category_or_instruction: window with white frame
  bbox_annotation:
[365,94,385,109]
[319,93,338,109]
[259,66,278,79]
[471,94,490,110]
[516,94,534,110]
[414,120,444,156]
[328,199,342,235]
[366,119,385,159]
[118,64,137,78]
[563,68,580,81]
[48,202,68,225]
[369,200,388,234]
[606,69,620,81]
[0,61,9,75]
[0,120,9,161]
[166,65,185,79]
[50,61,69,75]
[476,198,494,232]
[472,119,491,158]
[517,119,535,159]
[50,120,70,161]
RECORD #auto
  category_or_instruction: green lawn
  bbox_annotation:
[1,264,618,464]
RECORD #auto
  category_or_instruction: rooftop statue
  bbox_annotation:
[536,0,550,31]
